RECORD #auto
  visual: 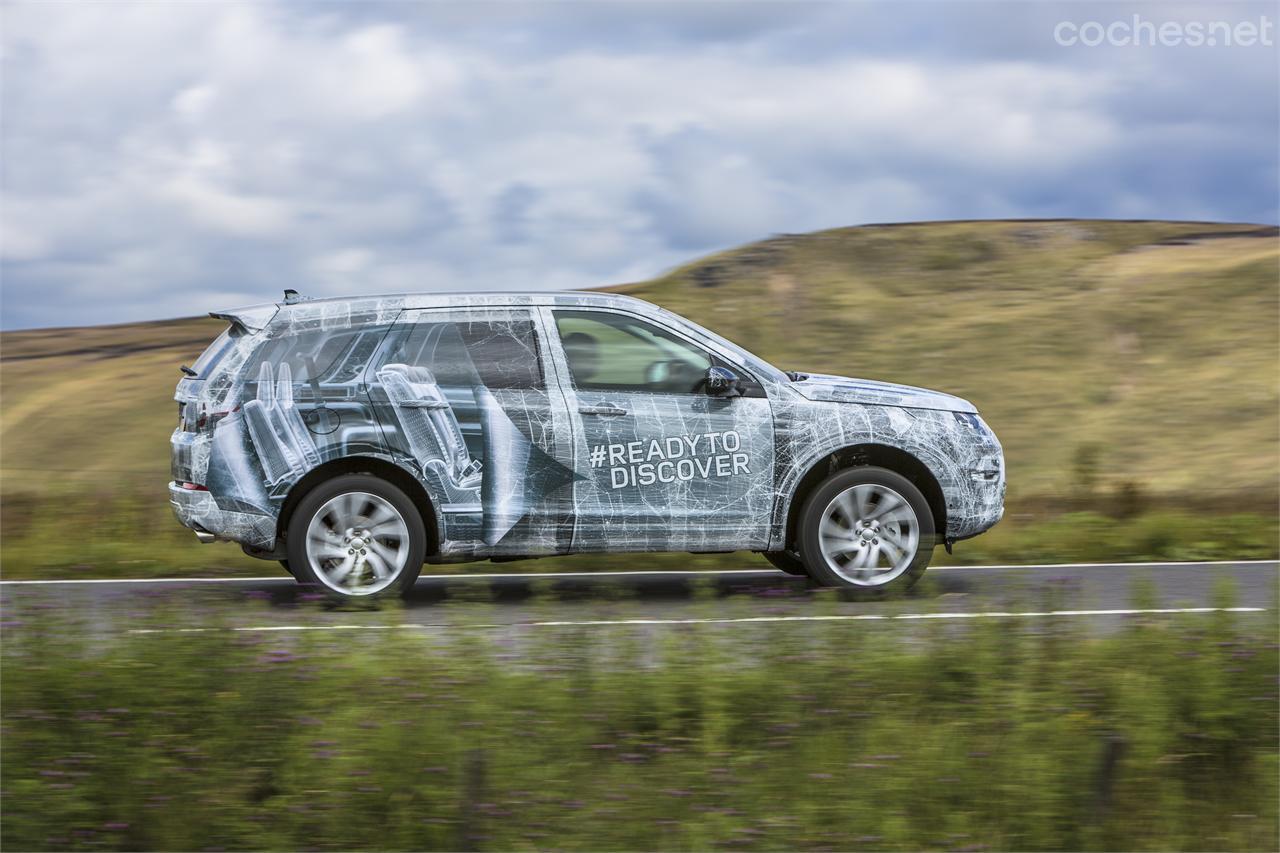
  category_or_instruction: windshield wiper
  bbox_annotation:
[785,371,808,382]
[179,365,198,377]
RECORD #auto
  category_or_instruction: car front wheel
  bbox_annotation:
[797,466,935,596]
[286,474,425,599]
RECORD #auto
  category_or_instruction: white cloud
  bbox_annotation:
[172,84,218,121]
[0,0,1273,328]
[309,247,374,285]
[157,174,294,236]
[0,220,49,261]
[329,25,435,119]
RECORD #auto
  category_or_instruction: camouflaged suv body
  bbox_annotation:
[171,291,1004,597]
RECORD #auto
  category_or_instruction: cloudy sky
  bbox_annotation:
[1,0,1276,329]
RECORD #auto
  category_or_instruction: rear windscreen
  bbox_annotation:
[190,326,243,377]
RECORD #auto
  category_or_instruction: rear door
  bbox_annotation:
[365,307,577,556]
[544,307,774,553]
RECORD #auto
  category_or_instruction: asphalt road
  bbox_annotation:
[2,561,1274,637]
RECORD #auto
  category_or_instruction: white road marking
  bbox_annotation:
[124,606,1268,635]
[931,559,1278,571]
[2,559,1276,586]
[0,576,290,585]
[461,560,1280,576]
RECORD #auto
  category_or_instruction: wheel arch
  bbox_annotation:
[278,456,440,555]
[782,444,947,550]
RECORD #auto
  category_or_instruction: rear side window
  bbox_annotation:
[457,320,544,390]
[244,328,376,383]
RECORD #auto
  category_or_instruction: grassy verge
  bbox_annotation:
[2,590,1276,850]
[0,481,1275,579]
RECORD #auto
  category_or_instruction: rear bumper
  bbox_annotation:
[168,482,276,549]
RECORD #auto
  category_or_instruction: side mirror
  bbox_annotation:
[704,365,740,397]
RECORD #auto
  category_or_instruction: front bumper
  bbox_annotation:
[946,476,1005,542]
[942,449,1005,541]
[169,482,276,548]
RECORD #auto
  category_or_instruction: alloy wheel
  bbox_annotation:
[817,483,920,586]
[304,491,410,595]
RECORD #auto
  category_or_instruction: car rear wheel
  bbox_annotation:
[797,466,935,596]
[762,550,809,576]
[286,474,425,599]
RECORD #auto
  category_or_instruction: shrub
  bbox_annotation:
[2,599,1276,851]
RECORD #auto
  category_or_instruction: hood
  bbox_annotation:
[789,372,978,414]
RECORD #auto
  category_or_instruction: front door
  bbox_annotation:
[546,307,774,553]
[366,307,577,557]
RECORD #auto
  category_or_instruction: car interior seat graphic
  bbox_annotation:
[243,361,320,490]
[273,362,322,469]
[377,363,483,490]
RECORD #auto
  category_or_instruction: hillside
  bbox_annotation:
[608,220,1279,501]
[2,219,1276,575]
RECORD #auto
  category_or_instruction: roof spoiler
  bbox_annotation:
[208,303,279,333]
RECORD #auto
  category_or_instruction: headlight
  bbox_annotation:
[952,411,989,436]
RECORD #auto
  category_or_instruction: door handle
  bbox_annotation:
[579,404,628,417]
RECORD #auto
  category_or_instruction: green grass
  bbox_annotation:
[2,590,1276,850]
[0,479,1275,579]
[1,219,1276,577]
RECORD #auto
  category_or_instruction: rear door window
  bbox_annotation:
[383,315,546,391]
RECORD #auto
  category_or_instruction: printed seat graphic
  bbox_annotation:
[377,363,482,489]
[273,362,321,469]
[243,361,320,488]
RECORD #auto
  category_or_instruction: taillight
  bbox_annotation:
[183,405,238,433]
[180,482,209,491]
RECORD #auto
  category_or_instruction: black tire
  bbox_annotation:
[797,466,935,598]
[763,550,809,576]
[285,473,426,600]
